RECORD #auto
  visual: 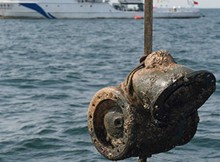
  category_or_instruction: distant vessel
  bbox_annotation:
[153,0,202,18]
[0,0,201,19]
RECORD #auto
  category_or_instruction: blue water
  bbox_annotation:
[0,9,219,162]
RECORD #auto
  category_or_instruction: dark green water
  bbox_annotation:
[0,9,219,162]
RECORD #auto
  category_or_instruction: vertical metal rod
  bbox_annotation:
[144,0,153,56]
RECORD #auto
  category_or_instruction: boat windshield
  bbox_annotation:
[112,3,144,11]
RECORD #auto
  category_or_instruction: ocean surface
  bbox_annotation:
[0,9,219,162]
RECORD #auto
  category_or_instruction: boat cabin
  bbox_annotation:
[113,0,144,12]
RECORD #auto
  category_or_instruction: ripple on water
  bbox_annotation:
[18,137,64,150]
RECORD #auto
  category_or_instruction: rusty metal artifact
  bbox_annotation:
[87,50,216,161]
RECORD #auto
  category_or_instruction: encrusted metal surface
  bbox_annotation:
[88,50,216,160]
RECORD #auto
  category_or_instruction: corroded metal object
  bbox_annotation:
[87,50,216,161]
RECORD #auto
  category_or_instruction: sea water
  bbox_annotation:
[0,9,219,162]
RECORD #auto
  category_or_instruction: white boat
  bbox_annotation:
[153,0,202,18]
[0,0,202,19]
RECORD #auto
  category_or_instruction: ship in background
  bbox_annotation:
[0,0,202,19]
[153,0,201,18]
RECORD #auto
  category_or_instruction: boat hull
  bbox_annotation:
[0,2,201,19]
[153,8,201,19]
[0,2,144,19]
